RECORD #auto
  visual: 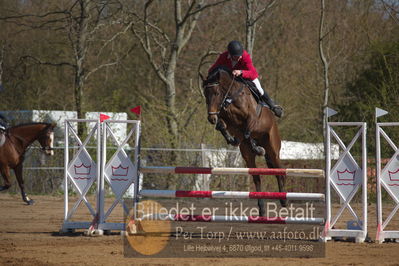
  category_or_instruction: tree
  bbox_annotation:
[244,0,277,55]
[0,43,4,92]
[318,0,330,133]
[340,42,399,121]
[381,0,399,25]
[1,0,133,135]
[338,41,399,155]
[129,0,229,149]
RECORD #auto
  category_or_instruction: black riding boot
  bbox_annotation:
[261,91,283,118]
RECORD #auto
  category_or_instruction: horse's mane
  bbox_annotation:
[207,66,249,86]
[206,66,232,84]
[206,66,260,102]
[10,122,52,129]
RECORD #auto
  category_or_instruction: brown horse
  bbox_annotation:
[0,122,56,205]
[201,67,286,216]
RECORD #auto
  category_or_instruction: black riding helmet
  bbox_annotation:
[227,40,243,57]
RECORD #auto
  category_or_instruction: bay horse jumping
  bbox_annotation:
[201,67,286,216]
[0,122,56,205]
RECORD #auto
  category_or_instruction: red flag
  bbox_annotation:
[100,113,110,122]
[130,106,141,116]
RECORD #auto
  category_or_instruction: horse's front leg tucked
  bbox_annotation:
[216,119,240,146]
[244,130,265,156]
[14,163,34,205]
[244,115,265,156]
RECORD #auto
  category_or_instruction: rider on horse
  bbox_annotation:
[208,40,283,118]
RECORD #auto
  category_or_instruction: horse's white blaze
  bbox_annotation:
[49,131,54,156]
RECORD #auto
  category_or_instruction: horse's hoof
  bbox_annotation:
[25,198,35,205]
[0,186,10,192]
[272,106,284,118]
[255,147,265,156]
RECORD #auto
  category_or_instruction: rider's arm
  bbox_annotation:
[240,52,258,80]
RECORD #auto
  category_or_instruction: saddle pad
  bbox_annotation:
[239,78,268,108]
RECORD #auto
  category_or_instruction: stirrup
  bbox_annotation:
[272,105,283,118]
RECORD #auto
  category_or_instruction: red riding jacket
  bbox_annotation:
[208,50,259,80]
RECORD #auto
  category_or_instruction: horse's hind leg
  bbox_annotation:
[14,163,34,205]
[0,166,11,191]
[264,147,287,207]
[240,142,265,216]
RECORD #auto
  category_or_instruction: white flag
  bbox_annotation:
[376,107,388,118]
[325,107,338,118]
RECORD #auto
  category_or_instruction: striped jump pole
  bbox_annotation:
[140,166,325,178]
[140,214,325,225]
[139,190,325,201]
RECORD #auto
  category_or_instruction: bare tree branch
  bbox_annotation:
[185,0,231,19]
[381,0,399,25]
[252,0,277,24]
[319,0,331,139]
[196,50,220,96]
[0,10,70,20]
[97,20,133,56]
[245,0,278,54]
[131,26,168,84]
[20,55,76,69]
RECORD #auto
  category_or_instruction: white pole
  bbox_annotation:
[133,121,142,221]
[63,120,69,221]
[324,115,332,237]
[139,214,325,225]
[362,123,368,240]
[140,166,324,178]
[138,189,325,201]
[376,122,383,242]
[98,121,105,227]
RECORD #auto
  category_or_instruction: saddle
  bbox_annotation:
[236,77,268,107]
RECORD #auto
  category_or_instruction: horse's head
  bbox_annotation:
[202,67,233,124]
[37,123,56,156]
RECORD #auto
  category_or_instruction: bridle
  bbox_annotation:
[40,128,54,152]
[205,77,238,116]
[41,146,54,152]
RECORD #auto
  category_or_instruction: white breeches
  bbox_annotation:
[252,78,264,95]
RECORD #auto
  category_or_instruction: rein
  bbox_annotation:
[206,77,237,116]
